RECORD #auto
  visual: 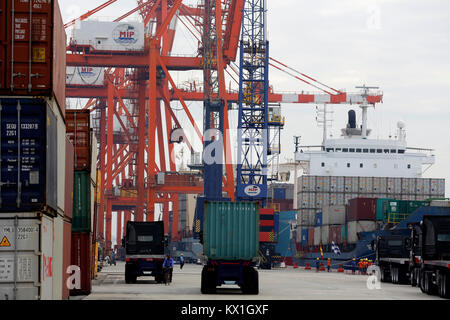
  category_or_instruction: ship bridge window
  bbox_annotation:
[360,163,363,168]
[321,162,325,167]
[398,150,405,154]
[363,149,369,153]
[347,163,351,168]
[384,149,389,153]
[407,164,411,169]
[343,148,349,152]
[370,149,375,153]
[356,148,362,153]
[335,148,341,152]
[377,149,382,153]
[349,148,355,152]
[326,148,334,152]
[391,149,397,153]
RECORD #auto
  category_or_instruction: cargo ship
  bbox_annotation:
[286,102,447,268]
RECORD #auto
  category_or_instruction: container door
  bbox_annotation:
[0,98,49,212]
[40,215,53,300]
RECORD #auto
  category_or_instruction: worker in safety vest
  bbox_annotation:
[358,259,363,274]
[351,258,357,274]
[327,258,331,272]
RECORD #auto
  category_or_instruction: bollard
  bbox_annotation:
[319,263,325,271]
[338,264,344,272]
[305,263,311,270]
[293,262,298,269]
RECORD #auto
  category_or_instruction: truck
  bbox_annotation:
[410,215,450,298]
[197,200,260,294]
[376,228,412,284]
[124,221,168,284]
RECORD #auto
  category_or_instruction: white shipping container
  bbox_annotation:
[352,177,359,192]
[431,200,450,207]
[347,221,376,244]
[309,193,316,209]
[52,215,64,300]
[323,177,330,192]
[321,225,330,244]
[415,178,424,194]
[329,193,337,206]
[316,176,324,191]
[66,66,105,86]
[322,205,346,225]
[330,177,338,192]
[309,176,316,192]
[424,179,431,195]
[337,193,345,206]
[387,178,395,194]
[344,177,352,192]
[314,227,321,246]
[394,178,402,194]
[72,21,145,52]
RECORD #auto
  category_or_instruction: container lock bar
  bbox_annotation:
[16,101,21,208]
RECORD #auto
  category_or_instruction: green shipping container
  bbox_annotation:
[376,198,393,220]
[340,224,347,243]
[203,201,259,261]
[72,171,91,232]
[407,200,430,214]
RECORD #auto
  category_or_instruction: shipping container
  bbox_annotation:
[0,97,65,214]
[322,205,346,225]
[272,188,286,200]
[62,220,71,300]
[203,201,259,260]
[321,225,330,244]
[66,110,91,171]
[313,226,321,246]
[65,138,74,219]
[66,66,105,86]
[308,228,314,246]
[375,198,392,221]
[347,221,376,244]
[329,225,341,244]
[70,232,92,295]
[1,0,66,115]
[340,224,347,243]
[0,213,54,300]
[430,200,450,207]
[346,198,377,221]
[90,130,98,183]
[52,214,64,300]
[72,171,92,232]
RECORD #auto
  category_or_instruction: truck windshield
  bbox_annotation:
[437,234,450,242]
[137,235,154,242]
[388,240,402,246]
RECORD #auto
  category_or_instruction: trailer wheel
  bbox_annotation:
[242,267,259,295]
[424,271,437,295]
[391,267,398,284]
[411,269,418,287]
[419,270,427,293]
[438,272,450,299]
[380,266,388,283]
[201,267,216,294]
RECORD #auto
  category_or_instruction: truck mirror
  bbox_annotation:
[405,238,411,251]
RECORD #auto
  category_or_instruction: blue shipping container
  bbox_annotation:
[279,211,296,221]
[275,220,292,257]
[315,212,323,226]
[0,98,57,212]
[273,188,286,200]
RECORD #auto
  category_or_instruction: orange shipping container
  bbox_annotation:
[66,110,91,171]
[0,0,66,116]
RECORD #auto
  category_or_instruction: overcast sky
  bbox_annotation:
[60,0,450,242]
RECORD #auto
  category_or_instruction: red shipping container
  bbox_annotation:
[329,225,341,244]
[346,198,377,221]
[1,0,66,115]
[308,228,314,246]
[62,221,72,300]
[65,137,74,219]
[66,110,91,171]
[70,232,92,296]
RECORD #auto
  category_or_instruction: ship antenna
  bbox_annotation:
[355,85,379,139]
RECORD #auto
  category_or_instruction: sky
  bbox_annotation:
[60,0,450,242]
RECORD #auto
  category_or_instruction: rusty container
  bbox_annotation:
[1,1,66,116]
[62,220,72,300]
[65,137,74,219]
[70,232,92,296]
[66,110,91,171]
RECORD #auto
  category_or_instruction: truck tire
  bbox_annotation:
[438,272,450,299]
[411,269,418,287]
[201,267,216,294]
[424,271,437,295]
[380,266,388,283]
[419,270,427,293]
[391,267,398,284]
[242,267,259,295]
[398,267,409,285]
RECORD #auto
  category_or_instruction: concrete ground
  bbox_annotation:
[80,261,444,300]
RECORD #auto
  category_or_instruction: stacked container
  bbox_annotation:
[0,1,67,299]
[66,110,97,296]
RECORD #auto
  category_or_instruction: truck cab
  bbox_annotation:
[124,221,168,284]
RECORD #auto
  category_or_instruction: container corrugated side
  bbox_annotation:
[313,226,321,246]
[66,110,91,171]
[322,205,346,225]
[203,201,259,260]
[321,225,330,244]
[1,0,66,115]
[72,171,91,232]
[52,214,64,300]
[70,232,92,296]
[65,138,74,219]
[62,220,71,300]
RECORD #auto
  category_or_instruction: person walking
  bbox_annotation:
[315,258,320,272]
[327,258,331,272]
[162,254,174,284]
[179,253,185,270]
[351,258,356,274]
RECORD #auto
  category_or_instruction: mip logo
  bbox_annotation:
[113,24,139,46]
[79,67,96,78]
